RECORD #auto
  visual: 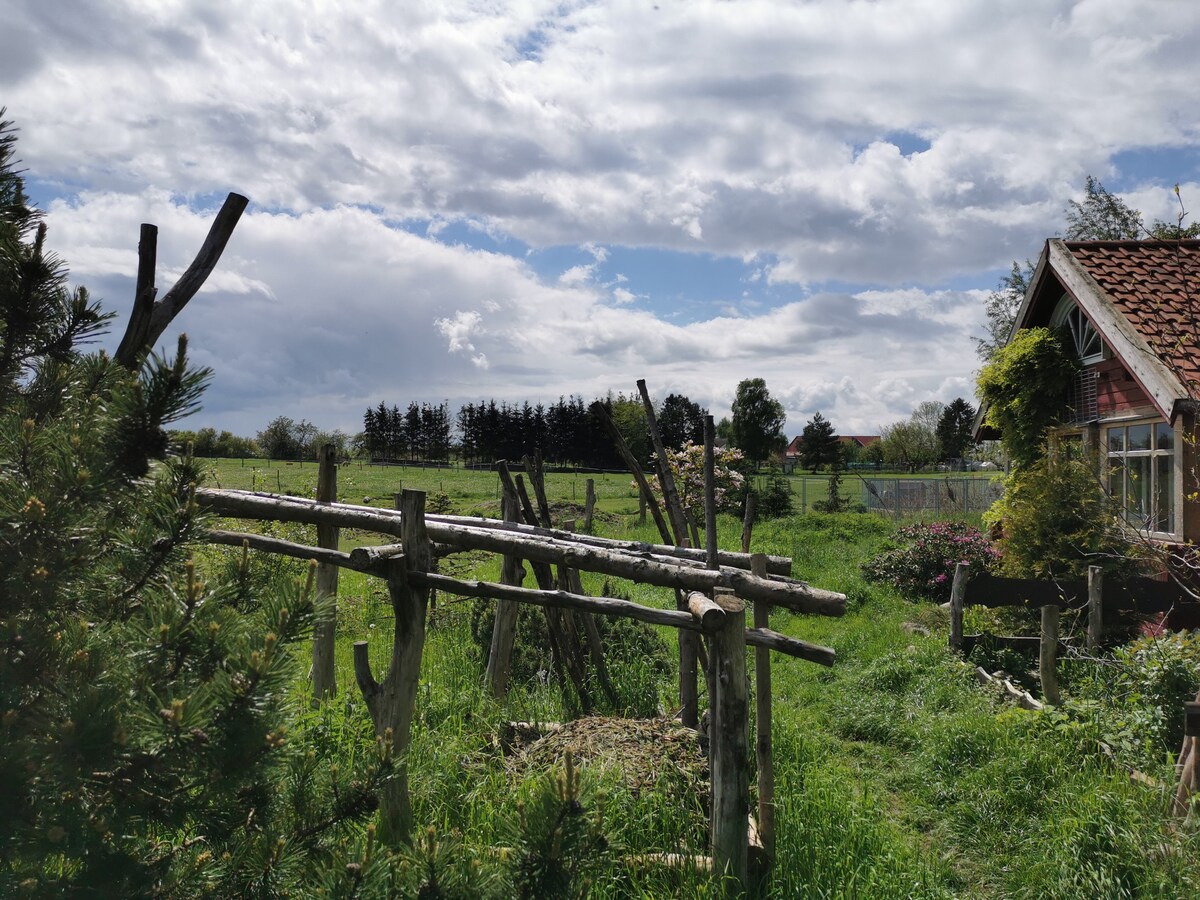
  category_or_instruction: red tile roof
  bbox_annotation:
[1066,240,1200,393]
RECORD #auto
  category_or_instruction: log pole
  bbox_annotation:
[583,479,596,533]
[311,443,339,701]
[949,563,967,654]
[704,415,718,572]
[1040,603,1061,706]
[355,490,431,845]
[751,553,775,863]
[741,494,756,555]
[486,492,524,698]
[1087,565,1103,653]
[710,587,749,893]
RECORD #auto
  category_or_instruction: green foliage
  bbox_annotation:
[977,327,1080,469]
[936,397,976,463]
[655,393,707,451]
[730,377,786,464]
[1068,630,1200,768]
[976,258,1034,362]
[861,521,999,603]
[509,752,612,899]
[1065,175,1143,241]
[0,120,390,895]
[985,454,1133,579]
[751,466,794,519]
[799,410,839,472]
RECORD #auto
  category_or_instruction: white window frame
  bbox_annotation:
[1052,293,1105,365]
[1104,416,1182,540]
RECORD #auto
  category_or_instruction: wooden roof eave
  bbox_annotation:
[1047,239,1189,421]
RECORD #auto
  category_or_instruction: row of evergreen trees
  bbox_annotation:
[456,396,624,469]
[361,401,453,462]
[363,394,697,470]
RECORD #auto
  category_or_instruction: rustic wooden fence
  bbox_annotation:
[948,564,1198,704]
[199,392,848,893]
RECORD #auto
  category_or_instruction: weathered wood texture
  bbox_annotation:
[949,562,967,654]
[583,478,596,533]
[311,444,340,701]
[1087,565,1103,652]
[688,590,726,632]
[197,490,845,615]
[116,192,249,368]
[709,588,749,892]
[200,487,793,573]
[1040,604,1061,705]
[352,490,431,845]
[486,492,524,698]
[208,529,364,570]
[751,554,775,861]
[205,532,835,664]
[704,415,718,571]
[740,493,756,555]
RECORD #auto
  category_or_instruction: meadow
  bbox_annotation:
[202,458,1200,898]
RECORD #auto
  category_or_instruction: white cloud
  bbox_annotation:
[435,310,485,354]
[5,1,1199,437]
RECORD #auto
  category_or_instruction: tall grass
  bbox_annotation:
[198,463,1199,897]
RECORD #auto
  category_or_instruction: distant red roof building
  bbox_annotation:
[785,434,880,457]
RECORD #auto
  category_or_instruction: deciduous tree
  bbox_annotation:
[730,377,786,465]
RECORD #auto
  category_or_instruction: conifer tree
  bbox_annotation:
[0,114,391,895]
[799,411,839,473]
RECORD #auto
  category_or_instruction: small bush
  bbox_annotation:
[751,468,793,519]
[1071,630,1200,765]
[861,521,999,603]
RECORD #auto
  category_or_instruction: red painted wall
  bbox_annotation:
[1094,357,1151,417]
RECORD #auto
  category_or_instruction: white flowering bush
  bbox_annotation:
[638,442,746,520]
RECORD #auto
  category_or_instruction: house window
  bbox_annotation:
[1052,294,1104,365]
[1106,420,1175,534]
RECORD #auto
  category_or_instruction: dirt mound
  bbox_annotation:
[503,716,707,794]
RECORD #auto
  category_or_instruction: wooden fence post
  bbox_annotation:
[583,479,596,533]
[751,554,774,865]
[740,494,756,555]
[949,562,967,654]
[486,492,525,698]
[710,586,749,893]
[352,489,431,845]
[1174,696,1200,820]
[311,443,339,701]
[704,416,718,571]
[1087,565,1103,653]
[1040,603,1061,706]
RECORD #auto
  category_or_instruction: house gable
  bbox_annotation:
[989,239,1200,426]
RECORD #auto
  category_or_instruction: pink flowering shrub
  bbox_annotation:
[636,442,746,520]
[861,521,999,603]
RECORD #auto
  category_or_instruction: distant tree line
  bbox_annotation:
[362,401,453,462]
[453,392,708,469]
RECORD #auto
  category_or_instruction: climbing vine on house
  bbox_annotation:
[977,326,1079,470]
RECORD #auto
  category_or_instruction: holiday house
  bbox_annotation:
[980,239,1200,543]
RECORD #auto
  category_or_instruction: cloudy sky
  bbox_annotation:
[4,0,1200,439]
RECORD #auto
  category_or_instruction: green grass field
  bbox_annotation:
[200,458,1199,898]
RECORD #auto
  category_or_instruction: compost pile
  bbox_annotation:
[503,716,708,794]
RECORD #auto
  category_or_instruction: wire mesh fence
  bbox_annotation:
[788,475,1004,517]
